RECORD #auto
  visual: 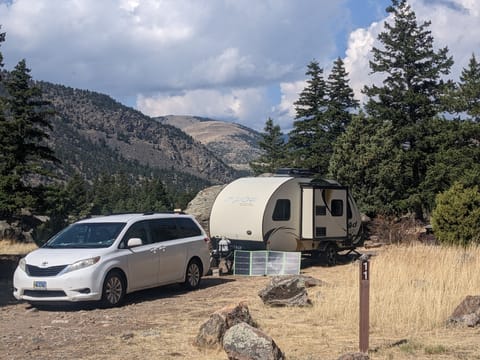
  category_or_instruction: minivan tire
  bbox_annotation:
[184,259,202,290]
[101,270,126,307]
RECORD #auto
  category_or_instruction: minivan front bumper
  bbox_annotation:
[13,266,103,303]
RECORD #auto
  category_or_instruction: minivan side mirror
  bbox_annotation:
[127,238,143,248]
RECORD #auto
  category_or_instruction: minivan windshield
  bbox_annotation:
[43,222,126,249]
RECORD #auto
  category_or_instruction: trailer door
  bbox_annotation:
[313,188,348,239]
[301,187,314,239]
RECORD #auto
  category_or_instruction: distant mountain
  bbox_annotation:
[155,115,262,171]
[38,82,241,194]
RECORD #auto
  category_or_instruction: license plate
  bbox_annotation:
[33,281,47,289]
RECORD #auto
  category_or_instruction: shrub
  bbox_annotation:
[431,182,480,246]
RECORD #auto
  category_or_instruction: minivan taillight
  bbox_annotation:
[204,237,210,243]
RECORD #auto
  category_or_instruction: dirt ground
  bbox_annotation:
[1,254,480,360]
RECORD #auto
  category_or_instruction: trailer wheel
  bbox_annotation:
[325,244,337,266]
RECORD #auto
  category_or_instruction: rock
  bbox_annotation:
[120,333,134,341]
[447,295,480,327]
[194,302,257,349]
[258,275,313,307]
[185,185,226,233]
[338,352,369,360]
[223,322,284,360]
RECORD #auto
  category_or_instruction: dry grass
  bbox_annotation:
[2,242,480,359]
[311,244,480,335]
[229,244,480,359]
[96,243,480,360]
[0,239,37,255]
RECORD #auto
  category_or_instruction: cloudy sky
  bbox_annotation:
[0,0,478,131]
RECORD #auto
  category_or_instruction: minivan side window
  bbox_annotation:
[150,219,178,243]
[121,221,150,248]
[176,218,202,238]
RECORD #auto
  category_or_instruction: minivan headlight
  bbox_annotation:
[18,257,27,274]
[61,256,101,274]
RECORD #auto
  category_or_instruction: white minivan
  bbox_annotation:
[13,213,211,307]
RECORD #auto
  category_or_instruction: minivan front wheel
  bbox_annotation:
[101,270,125,307]
[184,259,202,290]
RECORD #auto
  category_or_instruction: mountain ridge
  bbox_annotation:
[155,115,262,171]
[38,82,249,195]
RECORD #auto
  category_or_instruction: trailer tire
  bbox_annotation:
[325,244,337,266]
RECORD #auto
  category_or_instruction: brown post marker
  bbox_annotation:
[359,254,370,353]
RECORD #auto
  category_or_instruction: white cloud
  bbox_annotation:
[137,87,270,130]
[274,80,306,131]
[2,0,477,131]
[0,0,354,130]
[344,24,382,105]
[344,0,480,105]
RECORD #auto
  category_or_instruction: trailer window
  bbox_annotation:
[273,199,291,221]
[331,199,344,217]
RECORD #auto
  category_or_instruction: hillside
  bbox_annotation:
[39,82,240,193]
[155,115,262,171]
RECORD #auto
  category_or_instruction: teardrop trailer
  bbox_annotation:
[209,169,364,268]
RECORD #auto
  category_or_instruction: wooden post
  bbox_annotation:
[359,255,370,353]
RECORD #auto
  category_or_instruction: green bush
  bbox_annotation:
[431,182,480,246]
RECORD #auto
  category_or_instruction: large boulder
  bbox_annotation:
[258,275,323,307]
[223,322,284,360]
[185,185,225,233]
[447,295,480,327]
[194,302,257,349]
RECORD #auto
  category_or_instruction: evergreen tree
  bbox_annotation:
[457,53,480,122]
[289,59,358,175]
[329,112,402,215]
[288,60,329,174]
[250,117,286,175]
[137,178,171,212]
[325,57,359,139]
[0,58,58,217]
[431,182,480,246]
[363,0,453,218]
[0,27,12,216]
[421,117,480,210]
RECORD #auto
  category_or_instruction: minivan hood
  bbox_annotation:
[25,248,109,267]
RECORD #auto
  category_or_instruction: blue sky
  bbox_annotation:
[0,0,478,131]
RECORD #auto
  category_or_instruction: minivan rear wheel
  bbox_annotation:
[101,270,125,307]
[184,259,202,290]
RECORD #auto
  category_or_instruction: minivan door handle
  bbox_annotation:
[158,246,166,252]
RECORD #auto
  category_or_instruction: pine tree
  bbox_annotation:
[329,112,402,215]
[457,53,480,122]
[288,60,329,174]
[250,118,286,175]
[0,27,12,216]
[0,59,58,216]
[363,0,453,218]
[326,57,359,139]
